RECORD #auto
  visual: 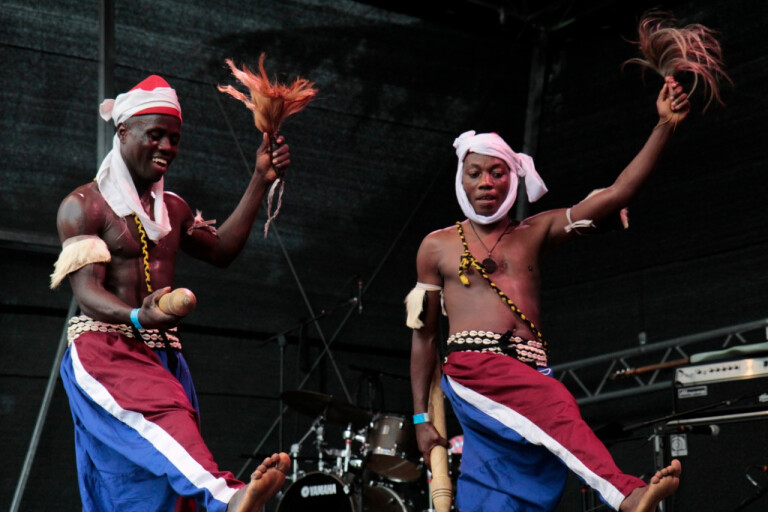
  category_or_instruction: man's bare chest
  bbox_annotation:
[100,213,178,262]
[440,231,540,281]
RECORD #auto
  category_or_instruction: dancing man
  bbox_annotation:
[407,76,688,511]
[51,75,290,512]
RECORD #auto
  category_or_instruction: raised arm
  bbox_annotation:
[545,77,690,242]
[181,132,291,267]
[409,234,450,465]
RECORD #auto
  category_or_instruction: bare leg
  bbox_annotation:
[227,452,290,512]
[620,459,681,512]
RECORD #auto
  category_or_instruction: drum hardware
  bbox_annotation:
[286,418,368,481]
[447,435,463,456]
[279,389,429,507]
[285,413,334,481]
[281,388,374,478]
[315,419,327,472]
[278,416,431,511]
[342,422,355,474]
[338,422,372,475]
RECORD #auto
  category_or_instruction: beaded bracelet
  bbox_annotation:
[413,412,431,425]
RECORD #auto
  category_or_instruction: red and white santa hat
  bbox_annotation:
[99,75,182,125]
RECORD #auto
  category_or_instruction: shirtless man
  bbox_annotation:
[408,77,688,512]
[51,75,289,512]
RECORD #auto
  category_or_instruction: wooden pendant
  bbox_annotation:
[481,257,498,274]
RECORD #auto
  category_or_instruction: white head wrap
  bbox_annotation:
[453,130,548,224]
[95,76,182,241]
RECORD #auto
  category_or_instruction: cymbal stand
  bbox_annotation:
[730,468,768,512]
[341,422,354,474]
[425,468,436,512]
[315,416,326,472]
[288,415,326,481]
[289,443,300,483]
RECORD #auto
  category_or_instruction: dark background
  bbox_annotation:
[2,0,767,510]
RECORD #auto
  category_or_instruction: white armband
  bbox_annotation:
[50,235,111,289]
[563,207,595,234]
[404,282,445,329]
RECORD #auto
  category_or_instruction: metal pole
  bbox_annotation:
[10,299,78,512]
[516,27,548,221]
[98,0,115,164]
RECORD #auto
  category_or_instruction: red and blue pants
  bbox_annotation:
[442,351,645,511]
[60,329,245,512]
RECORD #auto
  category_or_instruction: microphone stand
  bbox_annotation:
[730,466,768,511]
[237,295,359,477]
[623,396,744,434]
[730,484,768,511]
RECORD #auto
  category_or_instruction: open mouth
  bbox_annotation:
[152,157,169,171]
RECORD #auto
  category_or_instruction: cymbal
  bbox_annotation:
[281,389,371,428]
[349,364,410,381]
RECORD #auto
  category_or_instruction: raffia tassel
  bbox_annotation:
[187,209,217,235]
[623,10,733,112]
[217,54,318,135]
[404,287,427,329]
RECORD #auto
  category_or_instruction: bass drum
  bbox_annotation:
[363,484,412,512]
[276,472,356,512]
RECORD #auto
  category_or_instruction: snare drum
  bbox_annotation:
[364,414,422,482]
[276,472,356,511]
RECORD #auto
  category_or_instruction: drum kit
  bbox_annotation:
[275,389,446,511]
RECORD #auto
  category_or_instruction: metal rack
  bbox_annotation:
[551,318,768,405]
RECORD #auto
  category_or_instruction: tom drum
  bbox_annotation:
[365,414,422,482]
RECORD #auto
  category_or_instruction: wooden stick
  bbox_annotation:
[610,358,689,379]
[157,288,197,316]
[428,356,452,512]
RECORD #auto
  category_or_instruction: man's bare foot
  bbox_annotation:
[620,459,681,512]
[227,453,290,512]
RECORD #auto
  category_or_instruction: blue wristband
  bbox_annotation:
[130,308,144,330]
[413,413,430,425]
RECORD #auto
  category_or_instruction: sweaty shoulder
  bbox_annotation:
[416,224,460,282]
[420,224,459,251]
[163,190,187,208]
[56,182,110,241]
[163,190,194,227]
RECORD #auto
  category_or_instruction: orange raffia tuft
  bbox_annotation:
[624,11,733,112]
[217,53,317,135]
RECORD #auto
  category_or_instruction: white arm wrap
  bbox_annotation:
[563,207,596,234]
[50,235,111,289]
[405,282,444,329]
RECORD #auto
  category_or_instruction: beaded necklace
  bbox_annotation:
[131,214,176,348]
[133,213,153,293]
[456,221,547,350]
